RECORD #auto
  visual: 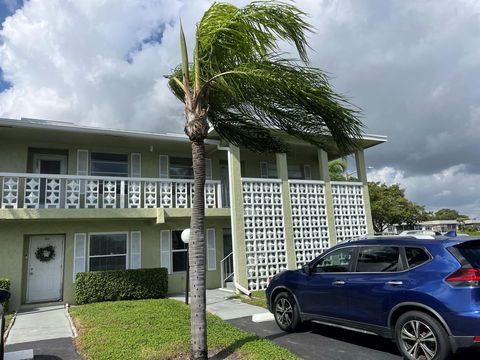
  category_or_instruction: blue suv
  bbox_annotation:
[266,236,480,360]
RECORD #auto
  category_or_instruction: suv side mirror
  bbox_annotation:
[302,263,311,275]
[0,288,10,303]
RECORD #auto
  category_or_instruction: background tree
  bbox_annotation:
[368,182,428,233]
[430,208,469,221]
[167,2,364,358]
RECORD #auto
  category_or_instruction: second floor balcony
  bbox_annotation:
[0,173,223,210]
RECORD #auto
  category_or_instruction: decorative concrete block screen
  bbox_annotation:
[0,174,221,209]
[331,182,368,242]
[242,179,287,291]
[289,181,330,268]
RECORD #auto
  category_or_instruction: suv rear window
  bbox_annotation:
[405,247,430,268]
[355,246,400,272]
[455,242,480,268]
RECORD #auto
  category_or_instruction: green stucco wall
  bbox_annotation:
[0,217,229,310]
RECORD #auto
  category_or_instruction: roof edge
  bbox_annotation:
[0,117,221,145]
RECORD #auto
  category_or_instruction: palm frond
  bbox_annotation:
[167,1,364,153]
[206,59,363,150]
[197,1,311,81]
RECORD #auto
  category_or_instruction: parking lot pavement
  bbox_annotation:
[228,316,480,360]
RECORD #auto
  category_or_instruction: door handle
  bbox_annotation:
[386,281,403,286]
[332,280,346,286]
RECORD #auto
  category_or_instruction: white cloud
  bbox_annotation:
[368,164,480,217]
[0,0,215,132]
[0,0,479,217]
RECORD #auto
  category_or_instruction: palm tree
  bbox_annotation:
[167,2,364,359]
[329,159,348,180]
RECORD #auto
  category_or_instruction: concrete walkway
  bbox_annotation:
[170,288,272,320]
[5,305,80,360]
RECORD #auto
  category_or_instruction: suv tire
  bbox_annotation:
[394,310,451,360]
[273,292,301,332]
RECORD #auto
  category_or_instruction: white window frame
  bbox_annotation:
[33,153,68,174]
[87,232,129,271]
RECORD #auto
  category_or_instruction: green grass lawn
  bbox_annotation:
[229,290,267,309]
[4,313,13,330]
[70,298,298,360]
[463,229,480,236]
[240,291,267,309]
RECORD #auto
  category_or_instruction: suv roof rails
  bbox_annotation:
[354,234,436,241]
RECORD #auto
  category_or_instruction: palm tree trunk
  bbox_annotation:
[189,139,207,360]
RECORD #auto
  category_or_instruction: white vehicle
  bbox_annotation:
[399,230,440,236]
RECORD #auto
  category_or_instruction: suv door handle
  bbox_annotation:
[332,280,346,286]
[386,281,403,286]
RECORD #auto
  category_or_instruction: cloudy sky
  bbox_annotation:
[0,0,479,217]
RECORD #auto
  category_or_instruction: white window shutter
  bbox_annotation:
[206,228,216,271]
[77,150,89,175]
[260,162,268,178]
[130,231,141,269]
[159,155,169,178]
[131,153,141,177]
[160,230,171,273]
[205,158,212,180]
[304,165,312,180]
[73,233,87,282]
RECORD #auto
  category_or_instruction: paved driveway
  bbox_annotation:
[229,317,480,360]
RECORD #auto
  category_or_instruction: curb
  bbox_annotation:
[3,312,16,343]
[64,304,78,338]
[252,312,274,323]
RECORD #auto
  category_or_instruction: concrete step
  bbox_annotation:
[224,281,235,291]
[5,349,33,360]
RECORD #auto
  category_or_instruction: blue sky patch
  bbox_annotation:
[126,24,165,64]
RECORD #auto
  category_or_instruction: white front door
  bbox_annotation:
[27,235,64,303]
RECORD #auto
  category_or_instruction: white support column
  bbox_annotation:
[355,149,374,234]
[276,153,296,270]
[318,149,338,246]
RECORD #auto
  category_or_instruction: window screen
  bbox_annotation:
[89,233,127,271]
[169,157,193,179]
[356,246,400,272]
[90,153,128,177]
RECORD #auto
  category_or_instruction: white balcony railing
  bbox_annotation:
[0,173,222,210]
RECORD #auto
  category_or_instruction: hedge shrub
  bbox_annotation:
[75,268,168,305]
[0,278,10,312]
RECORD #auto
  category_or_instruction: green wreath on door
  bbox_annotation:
[35,245,56,262]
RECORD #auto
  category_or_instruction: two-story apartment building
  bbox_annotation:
[0,117,386,310]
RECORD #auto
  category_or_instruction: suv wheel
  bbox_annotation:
[273,292,301,332]
[394,311,451,360]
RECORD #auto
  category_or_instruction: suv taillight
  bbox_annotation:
[446,268,480,286]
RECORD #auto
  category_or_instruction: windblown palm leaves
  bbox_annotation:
[169,1,363,153]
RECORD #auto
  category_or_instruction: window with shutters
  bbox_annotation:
[165,229,216,273]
